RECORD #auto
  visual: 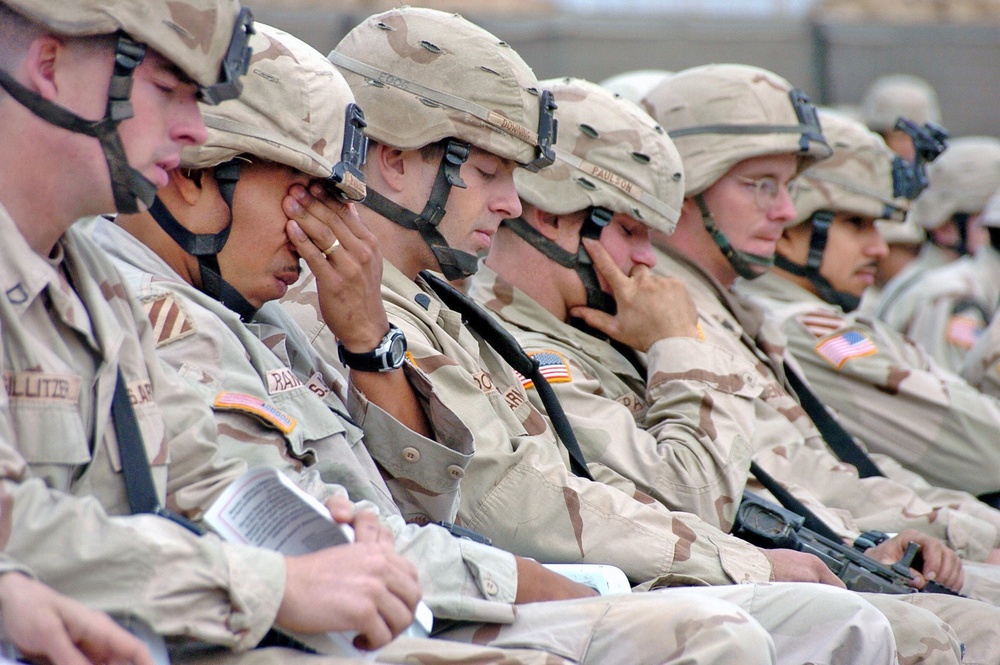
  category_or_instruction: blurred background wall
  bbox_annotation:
[244,0,1000,137]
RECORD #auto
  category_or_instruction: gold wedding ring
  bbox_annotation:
[321,239,340,256]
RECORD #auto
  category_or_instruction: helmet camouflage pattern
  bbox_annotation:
[4,0,253,99]
[643,63,832,196]
[908,136,1000,229]
[515,77,684,235]
[183,22,366,200]
[791,109,909,226]
[328,6,554,170]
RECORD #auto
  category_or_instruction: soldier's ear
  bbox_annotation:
[173,168,205,206]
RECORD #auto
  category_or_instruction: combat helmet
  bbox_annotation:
[599,69,672,106]
[861,74,941,133]
[171,22,366,320]
[908,136,1000,255]
[776,109,928,311]
[506,76,684,314]
[0,0,254,213]
[643,63,831,279]
[327,7,557,280]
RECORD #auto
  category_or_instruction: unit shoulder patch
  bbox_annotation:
[513,350,572,391]
[142,294,195,348]
[814,329,877,369]
[797,309,848,340]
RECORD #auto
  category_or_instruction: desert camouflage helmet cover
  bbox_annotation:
[328,6,554,170]
[877,217,925,243]
[791,109,909,226]
[599,69,673,106]
[980,187,1000,229]
[908,136,1000,229]
[862,74,941,132]
[182,23,366,199]
[5,0,252,95]
[515,77,684,235]
[643,63,832,196]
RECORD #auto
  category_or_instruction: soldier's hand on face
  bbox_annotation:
[284,183,392,355]
[865,530,965,592]
[0,572,155,665]
[569,238,699,352]
[276,504,422,650]
[760,548,847,588]
[513,557,599,603]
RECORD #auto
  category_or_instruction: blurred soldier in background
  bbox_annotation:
[873,137,1000,372]
[861,73,942,161]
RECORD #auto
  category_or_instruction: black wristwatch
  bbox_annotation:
[338,324,407,372]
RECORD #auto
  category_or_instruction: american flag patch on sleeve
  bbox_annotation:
[946,314,983,350]
[814,329,877,369]
[513,350,572,391]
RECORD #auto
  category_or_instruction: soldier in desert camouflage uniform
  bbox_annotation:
[0,1,469,662]
[735,110,1000,501]
[275,11,966,663]
[640,64,1000,614]
[95,23,791,665]
[872,137,1000,372]
[861,74,942,162]
[468,75,1000,665]
[959,189,1000,399]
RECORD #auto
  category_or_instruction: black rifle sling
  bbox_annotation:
[748,461,844,542]
[421,272,595,481]
[782,362,885,479]
[111,369,204,535]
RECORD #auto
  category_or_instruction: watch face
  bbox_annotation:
[387,331,407,366]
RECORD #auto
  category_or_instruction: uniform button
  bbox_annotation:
[483,578,499,596]
[446,464,465,479]
[402,447,420,463]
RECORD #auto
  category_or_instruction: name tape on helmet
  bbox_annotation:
[556,148,681,223]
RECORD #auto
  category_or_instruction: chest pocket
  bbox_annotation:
[4,371,91,471]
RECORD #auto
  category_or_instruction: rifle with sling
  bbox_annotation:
[734,488,961,596]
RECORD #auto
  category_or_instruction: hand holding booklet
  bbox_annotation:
[203,466,433,657]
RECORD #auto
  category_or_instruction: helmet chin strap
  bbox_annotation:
[361,139,479,281]
[773,210,861,313]
[0,34,156,214]
[694,194,774,280]
[503,207,616,317]
[927,212,971,257]
[147,159,257,321]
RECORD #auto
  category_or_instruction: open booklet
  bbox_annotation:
[204,466,433,658]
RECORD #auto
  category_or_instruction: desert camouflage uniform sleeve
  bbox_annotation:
[126,279,522,627]
[961,308,1000,398]
[278,268,474,522]
[0,283,285,648]
[906,291,988,374]
[779,307,1000,496]
[380,276,772,587]
[515,332,762,532]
